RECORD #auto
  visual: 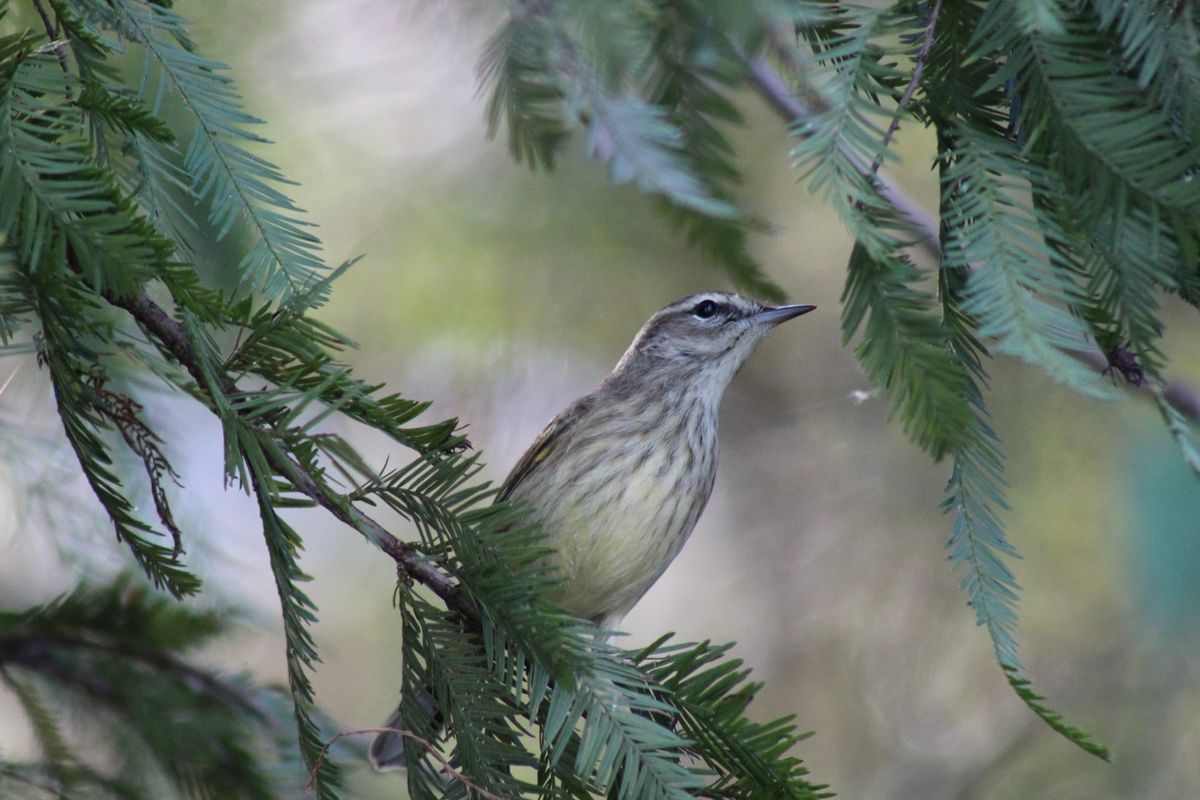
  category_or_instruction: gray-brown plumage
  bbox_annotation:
[370,291,814,770]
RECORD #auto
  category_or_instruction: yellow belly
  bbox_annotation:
[516,443,714,628]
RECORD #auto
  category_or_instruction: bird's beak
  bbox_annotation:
[754,304,816,326]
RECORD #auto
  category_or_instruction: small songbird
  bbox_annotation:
[370,291,815,770]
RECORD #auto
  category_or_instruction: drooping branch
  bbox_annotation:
[743,44,1200,423]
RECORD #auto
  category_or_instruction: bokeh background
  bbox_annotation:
[2,2,1200,798]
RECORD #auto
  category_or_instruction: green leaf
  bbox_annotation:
[480,3,785,298]
[401,595,535,798]
[1154,383,1200,479]
[583,90,738,219]
[75,80,175,143]
[937,219,1111,761]
[109,0,328,300]
[0,577,303,799]
[0,46,173,299]
[1003,665,1114,762]
[792,6,905,194]
[645,11,785,301]
[247,448,342,800]
[637,637,831,799]
[479,16,570,170]
[31,279,199,598]
[938,121,1115,398]
[843,242,973,459]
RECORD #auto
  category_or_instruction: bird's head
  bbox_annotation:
[609,292,815,398]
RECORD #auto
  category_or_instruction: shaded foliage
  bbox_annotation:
[0,578,314,799]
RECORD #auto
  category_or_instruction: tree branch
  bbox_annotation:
[0,629,268,722]
[105,292,477,622]
[743,53,943,260]
[743,45,1200,423]
[30,0,72,96]
[870,0,944,177]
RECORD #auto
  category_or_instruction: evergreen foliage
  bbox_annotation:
[0,577,314,799]
[2,0,1199,796]
[477,0,1200,765]
[0,1,827,796]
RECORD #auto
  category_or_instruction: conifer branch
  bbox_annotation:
[6,3,1199,792]
[743,53,943,261]
[744,49,1200,424]
[870,0,943,177]
[29,0,69,83]
[104,290,475,620]
[0,628,267,722]
[101,281,827,798]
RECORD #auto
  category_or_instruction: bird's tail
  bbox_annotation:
[368,687,441,771]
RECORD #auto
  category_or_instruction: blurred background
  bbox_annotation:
[2,2,1200,798]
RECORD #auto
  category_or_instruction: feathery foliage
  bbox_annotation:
[355,446,830,797]
[108,0,327,299]
[0,1,831,796]
[484,0,1198,763]
[634,636,830,799]
[478,0,791,298]
[4,0,1200,795]
[0,577,314,799]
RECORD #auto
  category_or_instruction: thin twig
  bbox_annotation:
[30,0,58,40]
[0,762,64,795]
[1165,381,1200,420]
[870,0,944,177]
[30,0,72,96]
[306,728,505,800]
[0,365,18,396]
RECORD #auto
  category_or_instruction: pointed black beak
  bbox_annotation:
[754,304,816,326]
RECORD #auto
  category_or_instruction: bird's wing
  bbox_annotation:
[497,399,588,502]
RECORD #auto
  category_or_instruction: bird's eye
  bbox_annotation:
[692,300,719,319]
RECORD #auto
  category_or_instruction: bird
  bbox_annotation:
[369,291,815,770]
